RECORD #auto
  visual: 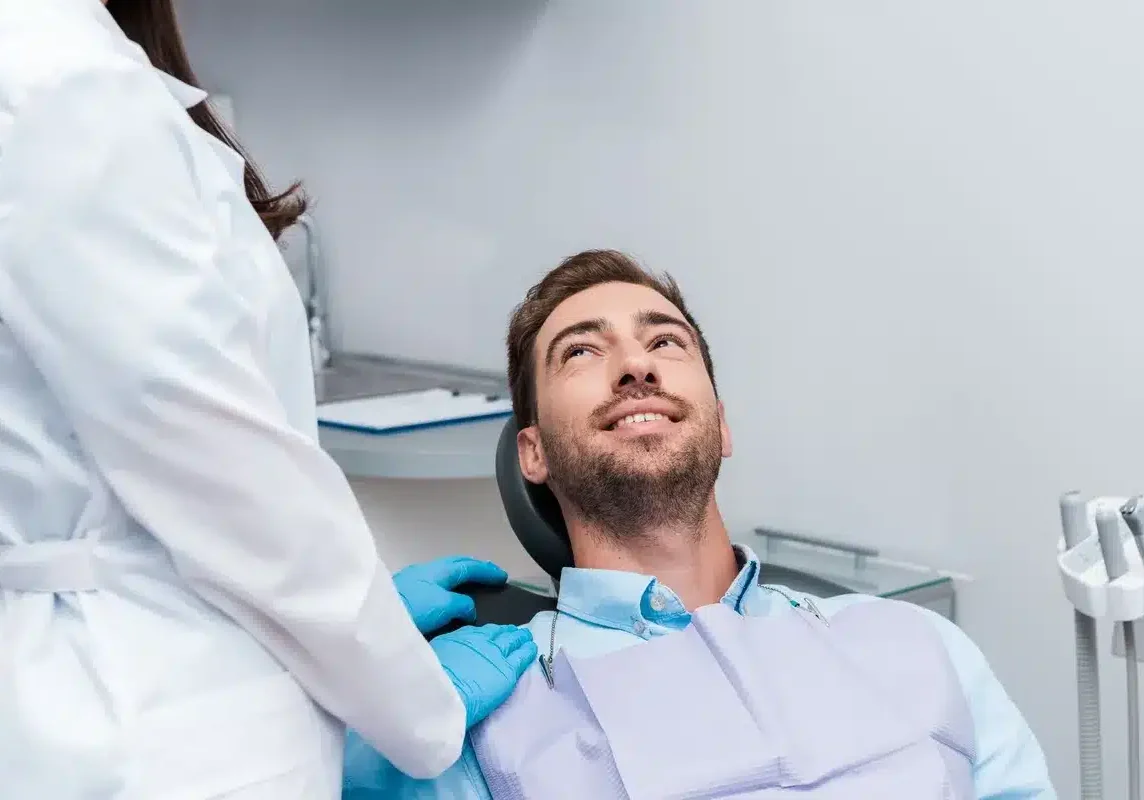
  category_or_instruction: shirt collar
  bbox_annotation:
[556,544,764,637]
[88,0,209,110]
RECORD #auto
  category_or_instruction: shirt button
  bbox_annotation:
[650,594,667,612]
[633,620,647,636]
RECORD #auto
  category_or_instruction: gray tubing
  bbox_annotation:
[1097,510,1131,797]
[1127,622,1141,800]
[1076,611,1104,799]
[1125,498,1144,799]
[1060,493,1103,797]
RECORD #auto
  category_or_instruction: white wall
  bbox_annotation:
[347,476,539,579]
[180,1,1144,792]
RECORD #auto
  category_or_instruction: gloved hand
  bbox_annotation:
[392,556,509,634]
[431,624,538,729]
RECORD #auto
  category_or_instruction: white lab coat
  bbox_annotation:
[0,2,465,797]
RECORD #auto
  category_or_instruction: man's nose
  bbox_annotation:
[612,344,659,391]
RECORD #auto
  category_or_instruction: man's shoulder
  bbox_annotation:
[813,591,958,629]
[812,590,963,633]
[761,587,974,660]
[789,590,999,695]
[775,587,938,619]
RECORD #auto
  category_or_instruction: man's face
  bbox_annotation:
[517,281,731,536]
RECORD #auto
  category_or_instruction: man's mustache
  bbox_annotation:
[590,386,691,426]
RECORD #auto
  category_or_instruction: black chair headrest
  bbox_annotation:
[495,416,573,581]
[426,582,557,639]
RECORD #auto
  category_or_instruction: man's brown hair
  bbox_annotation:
[506,250,716,425]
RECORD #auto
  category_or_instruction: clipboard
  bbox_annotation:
[317,388,513,436]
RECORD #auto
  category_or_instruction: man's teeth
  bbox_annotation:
[615,412,667,429]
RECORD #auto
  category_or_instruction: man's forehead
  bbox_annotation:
[536,282,685,348]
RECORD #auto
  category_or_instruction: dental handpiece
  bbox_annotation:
[1098,508,1130,581]
[1122,496,1144,564]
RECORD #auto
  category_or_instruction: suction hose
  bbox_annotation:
[1061,492,1103,800]
[1123,497,1144,800]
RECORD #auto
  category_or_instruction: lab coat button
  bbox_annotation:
[633,620,647,636]
[650,594,667,612]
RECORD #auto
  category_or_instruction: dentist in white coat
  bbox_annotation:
[0,1,535,798]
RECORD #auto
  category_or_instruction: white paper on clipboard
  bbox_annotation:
[317,388,512,435]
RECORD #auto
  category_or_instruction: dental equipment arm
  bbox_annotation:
[1060,491,1103,800]
[1097,508,1140,799]
[1125,498,1144,800]
[1058,492,1144,800]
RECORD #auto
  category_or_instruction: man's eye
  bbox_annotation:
[563,345,591,361]
[652,334,685,350]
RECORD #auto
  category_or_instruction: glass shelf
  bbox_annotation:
[739,527,952,599]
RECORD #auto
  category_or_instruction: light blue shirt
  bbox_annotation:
[343,546,1055,799]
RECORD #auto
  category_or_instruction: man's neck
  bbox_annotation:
[566,499,739,611]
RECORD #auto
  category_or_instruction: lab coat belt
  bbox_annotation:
[0,539,100,592]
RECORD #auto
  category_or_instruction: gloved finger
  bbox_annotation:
[507,640,539,678]
[491,626,535,657]
[472,623,523,645]
[433,593,477,628]
[429,556,509,589]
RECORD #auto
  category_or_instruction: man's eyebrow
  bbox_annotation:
[544,318,610,368]
[635,309,696,344]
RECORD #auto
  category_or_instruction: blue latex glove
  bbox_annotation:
[342,728,401,793]
[392,556,509,634]
[431,624,538,729]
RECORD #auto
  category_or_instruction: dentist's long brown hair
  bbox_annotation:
[105,0,307,240]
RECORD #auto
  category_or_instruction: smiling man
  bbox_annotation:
[343,250,1055,799]
[507,254,738,613]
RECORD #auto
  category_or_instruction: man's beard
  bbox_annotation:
[540,406,723,542]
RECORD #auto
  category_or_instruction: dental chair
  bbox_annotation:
[427,418,563,638]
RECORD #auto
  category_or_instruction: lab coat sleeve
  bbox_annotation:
[0,64,465,779]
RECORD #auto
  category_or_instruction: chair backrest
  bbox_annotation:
[427,582,557,638]
[424,416,568,639]
[494,415,573,582]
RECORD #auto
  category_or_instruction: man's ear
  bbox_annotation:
[717,400,732,458]
[516,425,549,484]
